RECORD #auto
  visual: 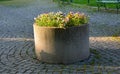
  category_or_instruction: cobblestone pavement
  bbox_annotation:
[0,0,120,74]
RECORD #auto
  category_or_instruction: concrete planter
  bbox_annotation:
[33,24,89,64]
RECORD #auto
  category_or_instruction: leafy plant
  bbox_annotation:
[34,11,88,28]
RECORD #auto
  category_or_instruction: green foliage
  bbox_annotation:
[112,32,120,37]
[90,49,99,55]
[90,48,102,65]
[34,11,88,28]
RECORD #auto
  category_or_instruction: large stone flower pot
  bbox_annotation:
[33,24,89,64]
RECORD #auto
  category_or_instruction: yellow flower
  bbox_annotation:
[59,24,64,28]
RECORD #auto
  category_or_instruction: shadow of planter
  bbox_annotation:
[33,24,89,64]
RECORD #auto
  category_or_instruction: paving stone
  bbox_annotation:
[0,0,120,74]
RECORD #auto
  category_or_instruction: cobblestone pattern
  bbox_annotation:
[0,0,120,74]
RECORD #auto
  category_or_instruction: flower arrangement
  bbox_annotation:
[34,11,88,28]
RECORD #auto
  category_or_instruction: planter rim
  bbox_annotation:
[33,23,89,29]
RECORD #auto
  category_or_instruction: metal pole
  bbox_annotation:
[88,0,90,4]
[70,0,73,2]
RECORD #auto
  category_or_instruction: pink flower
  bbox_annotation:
[64,17,69,23]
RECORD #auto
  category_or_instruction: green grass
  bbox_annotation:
[54,0,118,9]
[0,0,34,7]
[72,0,118,9]
[73,0,96,6]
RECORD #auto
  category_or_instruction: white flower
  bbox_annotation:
[34,18,36,20]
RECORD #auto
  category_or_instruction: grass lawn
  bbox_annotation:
[72,0,118,9]
[0,0,34,7]
[73,0,96,6]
